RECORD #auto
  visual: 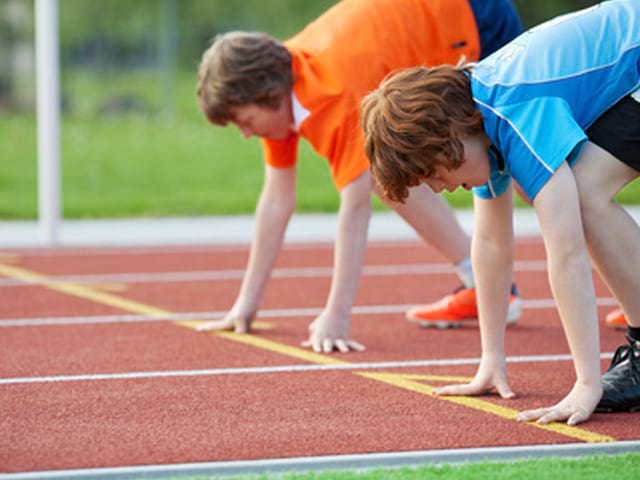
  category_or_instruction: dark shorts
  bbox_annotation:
[586,94,640,172]
[468,0,524,59]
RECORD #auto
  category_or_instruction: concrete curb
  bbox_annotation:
[1,207,639,248]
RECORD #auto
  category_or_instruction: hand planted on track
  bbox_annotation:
[433,353,516,399]
[196,309,256,334]
[302,312,365,353]
[516,382,602,426]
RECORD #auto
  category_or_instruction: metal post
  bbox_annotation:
[158,0,178,120]
[35,0,61,246]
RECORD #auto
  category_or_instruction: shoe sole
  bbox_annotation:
[408,317,519,329]
[407,318,464,329]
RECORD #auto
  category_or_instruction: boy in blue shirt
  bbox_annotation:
[361,0,640,423]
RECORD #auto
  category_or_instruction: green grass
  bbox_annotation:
[175,453,640,480]
[0,119,339,220]
[2,69,640,219]
[1,69,343,219]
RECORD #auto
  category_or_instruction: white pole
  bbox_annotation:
[35,0,61,246]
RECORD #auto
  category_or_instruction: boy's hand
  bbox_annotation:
[433,353,516,399]
[196,309,256,334]
[301,311,365,353]
[516,382,602,426]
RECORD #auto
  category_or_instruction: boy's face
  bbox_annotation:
[230,99,293,140]
[424,137,491,193]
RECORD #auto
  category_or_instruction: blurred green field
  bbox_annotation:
[2,70,639,220]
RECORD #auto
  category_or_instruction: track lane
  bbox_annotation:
[0,363,624,473]
[0,239,636,474]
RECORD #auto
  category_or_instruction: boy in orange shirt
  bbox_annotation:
[196,0,523,352]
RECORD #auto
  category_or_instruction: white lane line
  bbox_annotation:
[0,261,550,287]
[0,240,427,257]
[0,242,331,257]
[0,353,614,385]
[0,297,618,327]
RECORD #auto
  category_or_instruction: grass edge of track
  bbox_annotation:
[215,452,640,480]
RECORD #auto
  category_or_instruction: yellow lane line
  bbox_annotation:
[0,264,168,318]
[358,372,615,444]
[401,373,473,383]
[0,254,20,264]
[85,282,129,293]
[0,262,616,443]
[246,321,276,331]
[176,320,348,366]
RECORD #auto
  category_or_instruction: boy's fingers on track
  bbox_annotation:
[536,411,566,424]
[196,318,234,331]
[496,382,516,399]
[516,408,544,422]
[433,383,482,396]
[517,407,559,423]
[300,339,324,353]
[335,339,350,353]
[300,339,323,352]
[301,338,365,353]
[235,323,249,334]
[348,340,366,352]
[567,409,590,426]
[523,406,590,426]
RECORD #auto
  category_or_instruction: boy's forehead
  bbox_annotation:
[229,104,255,121]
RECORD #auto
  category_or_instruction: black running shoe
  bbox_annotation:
[596,335,640,412]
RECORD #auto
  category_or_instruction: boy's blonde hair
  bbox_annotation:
[197,32,293,125]
[361,65,484,203]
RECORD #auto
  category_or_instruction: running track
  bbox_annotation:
[0,238,639,478]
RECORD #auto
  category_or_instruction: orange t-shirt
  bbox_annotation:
[262,0,480,190]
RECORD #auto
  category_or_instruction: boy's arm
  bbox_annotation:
[518,162,602,425]
[198,164,296,333]
[434,185,516,398]
[302,170,370,353]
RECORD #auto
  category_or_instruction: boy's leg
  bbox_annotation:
[574,94,640,412]
[585,94,640,330]
[374,183,521,328]
[573,141,640,327]
[380,184,471,266]
[580,94,640,329]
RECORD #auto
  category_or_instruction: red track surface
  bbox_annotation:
[0,238,637,474]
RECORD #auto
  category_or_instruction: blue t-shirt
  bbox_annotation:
[472,0,640,201]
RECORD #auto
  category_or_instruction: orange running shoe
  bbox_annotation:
[605,308,627,330]
[406,285,522,329]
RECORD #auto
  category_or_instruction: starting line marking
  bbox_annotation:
[0,262,619,444]
[358,372,615,443]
